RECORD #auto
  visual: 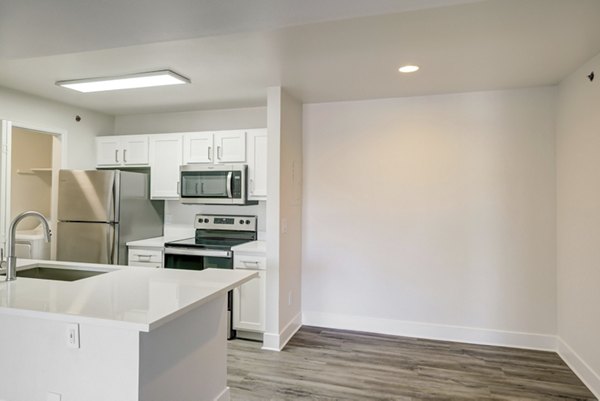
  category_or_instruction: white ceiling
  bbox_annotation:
[0,0,599,116]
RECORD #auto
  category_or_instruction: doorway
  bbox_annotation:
[0,120,64,261]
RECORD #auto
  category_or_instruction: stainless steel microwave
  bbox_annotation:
[179,164,257,205]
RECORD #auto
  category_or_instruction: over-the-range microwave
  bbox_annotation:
[179,164,257,205]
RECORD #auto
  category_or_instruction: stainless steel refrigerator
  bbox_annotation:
[57,170,164,265]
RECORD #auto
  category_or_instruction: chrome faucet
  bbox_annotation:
[4,211,51,281]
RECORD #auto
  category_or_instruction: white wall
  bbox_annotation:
[263,87,303,351]
[277,90,303,338]
[265,88,282,347]
[0,86,114,169]
[302,88,557,348]
[114,106,266,134]
[556,52,600,396]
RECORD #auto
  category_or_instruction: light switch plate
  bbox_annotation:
[47,392,62,401]
[66,323,80,349]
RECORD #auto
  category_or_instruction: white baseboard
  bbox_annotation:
[214,387,230,401]
[557,337,600,399]
[262,312,302,351]
[301,311,557,351]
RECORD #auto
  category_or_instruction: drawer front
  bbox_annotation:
[129,260,162,269]
[128,248,163,264]
[234,255,266,270]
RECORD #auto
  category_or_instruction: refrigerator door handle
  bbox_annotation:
[112,171,120,222]
[107,225,113,263]
[109,223,118,264]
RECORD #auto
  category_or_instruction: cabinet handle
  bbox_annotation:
[138,255,152,261]
[217,146,222,160]
[115,149,119,163]
[123,149,127,163]
[176,181,180,195]
[208,146,212,160]
[242,260,260,266]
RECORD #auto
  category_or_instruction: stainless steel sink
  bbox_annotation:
[14,265,109,282]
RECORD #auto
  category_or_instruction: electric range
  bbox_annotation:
[163,214,257,339]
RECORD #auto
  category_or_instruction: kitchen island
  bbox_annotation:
[0,259,256,401]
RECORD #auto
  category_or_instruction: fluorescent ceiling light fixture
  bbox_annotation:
[56,70,190,93]
[398,65,420,73]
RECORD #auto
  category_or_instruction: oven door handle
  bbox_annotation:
[164,247,232,258]
[226,171,233,198]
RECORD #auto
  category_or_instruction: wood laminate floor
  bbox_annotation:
[228,326,596,401]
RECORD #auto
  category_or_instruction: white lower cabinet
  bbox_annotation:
[128,247,163,268]
[233,255,266,333]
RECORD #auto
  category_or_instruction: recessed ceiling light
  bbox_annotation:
[398,65,420,73]
[56,70,190,93]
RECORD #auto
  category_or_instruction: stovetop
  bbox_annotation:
[164,237,252,250]
[164,214,258,251]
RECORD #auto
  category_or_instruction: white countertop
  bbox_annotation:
[231,240,266,255]
[0,259,256,332]
[126,236,181,248]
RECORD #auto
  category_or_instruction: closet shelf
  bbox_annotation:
[16,168,52,175]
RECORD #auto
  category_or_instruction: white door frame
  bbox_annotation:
[0,120,12,251]
[0,119,67,259]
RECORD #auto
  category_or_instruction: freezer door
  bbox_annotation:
[58,170,117,222]
[56,222,118,264]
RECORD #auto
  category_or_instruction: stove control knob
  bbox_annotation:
[204,218,209,223]
[239,219,245,224]
[245,220,251,225]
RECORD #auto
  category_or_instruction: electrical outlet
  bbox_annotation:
[288,291,292,306]
[66,323,80,349]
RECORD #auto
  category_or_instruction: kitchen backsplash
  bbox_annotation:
[164,200,267,238]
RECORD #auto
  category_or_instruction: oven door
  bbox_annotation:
[163,247,232,270]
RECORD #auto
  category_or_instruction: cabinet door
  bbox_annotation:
[233,270,266,332]
[214,130,246,163]
[96,137,121,166]
[149,134,183,199]
[122,135,149,166]
[183,132,213,164]
[247,129,267,200]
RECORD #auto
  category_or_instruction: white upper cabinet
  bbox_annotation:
[149,134,183,199]
[183,130,246,164]
[183,132,213,164]
[96,137,121,166]
[96,135,149,167]
[214,130,246,163]
[247,129,267,200]
[96,129,266,201]
[122,136,149,165]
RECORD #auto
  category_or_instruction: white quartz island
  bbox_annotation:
[0,260,257,401]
